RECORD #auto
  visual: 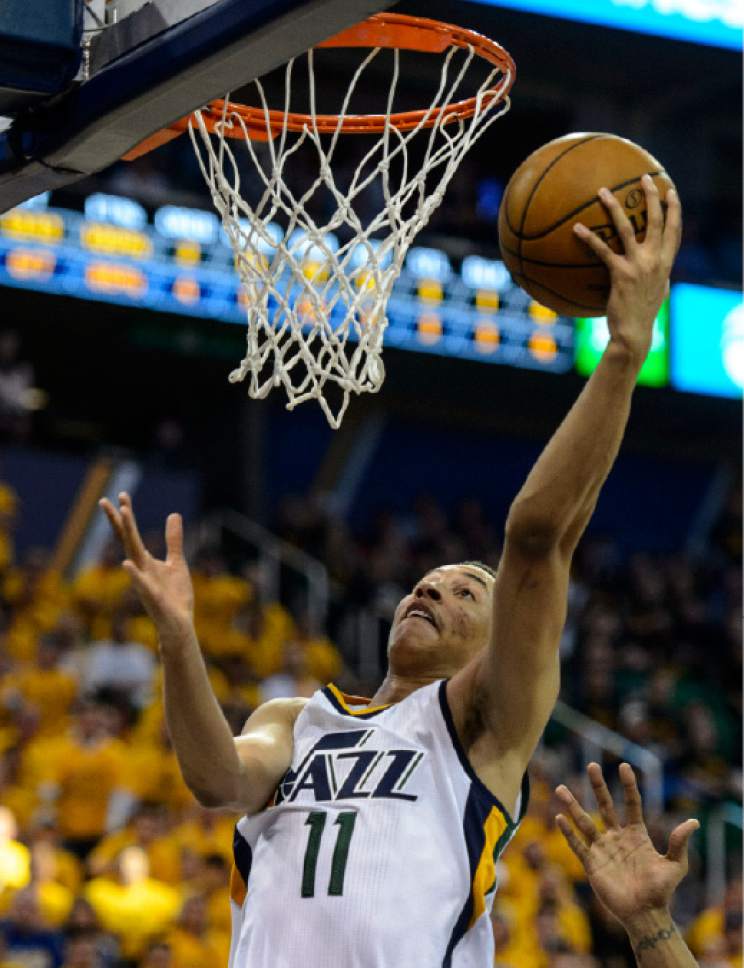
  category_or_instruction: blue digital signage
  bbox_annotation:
[0,197,575,376]
[1,194,740,397]
[671,283,743,398]
[475,0,742,49]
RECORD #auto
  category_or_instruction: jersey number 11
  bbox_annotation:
[302,811,357,898]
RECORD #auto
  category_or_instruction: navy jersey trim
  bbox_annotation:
[442,785,492,968]
[516,771,530,823]
[322,684,392,719]
[233,824,253,885]
[442,796,519,967]
[438,679,530,826]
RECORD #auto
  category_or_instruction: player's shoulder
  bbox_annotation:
[240,696,309,734]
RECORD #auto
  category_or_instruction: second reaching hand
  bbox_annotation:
[554,762,700,968]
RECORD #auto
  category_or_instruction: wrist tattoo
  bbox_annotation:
[634,924,676,958]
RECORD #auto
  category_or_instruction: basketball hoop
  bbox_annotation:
[126,14,516,428]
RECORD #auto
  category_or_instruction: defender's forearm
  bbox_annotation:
[625,910,698,968]
[507,339,641,548]
[159,625,243,807]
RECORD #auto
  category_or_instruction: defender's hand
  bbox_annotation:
[554,763,698,926]
[574,175,682,368]
[100,492,194,638]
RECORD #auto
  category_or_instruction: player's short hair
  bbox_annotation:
[457,560,497,579]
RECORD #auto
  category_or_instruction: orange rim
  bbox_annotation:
[124,13,515,160]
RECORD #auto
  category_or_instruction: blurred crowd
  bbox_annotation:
[0,475,740,967]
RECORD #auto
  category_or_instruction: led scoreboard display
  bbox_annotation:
[0,208,64,244]
[671,284,743,398]
[473,0,742,49]
[575,300,670,388]
[0,193,574,377]
[0,193,738,398]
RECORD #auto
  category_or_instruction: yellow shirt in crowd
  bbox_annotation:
[0,666,77,734]
[122,741,195,815]
[166,814,235,866]
[20,732,130,839]
[89,827,182,885]
[84,876,182,958]
[165,926,230,968]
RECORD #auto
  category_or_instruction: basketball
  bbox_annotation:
[498,133,676,317]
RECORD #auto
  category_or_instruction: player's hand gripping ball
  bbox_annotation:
[498,133,676,316]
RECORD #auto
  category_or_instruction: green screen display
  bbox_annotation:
[574,298,670,387]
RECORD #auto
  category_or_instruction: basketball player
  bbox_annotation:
[101,175,681,967]
[556,763,700,968]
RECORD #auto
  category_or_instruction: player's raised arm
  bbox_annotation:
[503,175,681,554]
[451,177,682,799]
[556,763,700,967]
[100,493,298,814]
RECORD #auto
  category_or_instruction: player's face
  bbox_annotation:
[387,565,494,675]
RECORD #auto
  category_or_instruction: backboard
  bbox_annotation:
[0,0,395,213]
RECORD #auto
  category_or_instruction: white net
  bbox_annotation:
[188,36,513,428]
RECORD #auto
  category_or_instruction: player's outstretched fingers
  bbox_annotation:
[99,498,126,546]
[165,513,183,563]
[661,186,682,267]
[574,222,618,269]
[555,784,599,845]
[641,174,663,247]
[555,814,589,866]
[117,492,148,566]
[666,818,700,866]
[619,762,644,826]
[587,762,619,829]
[597,186,637,254]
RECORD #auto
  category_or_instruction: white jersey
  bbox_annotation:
[228,679,528,968]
